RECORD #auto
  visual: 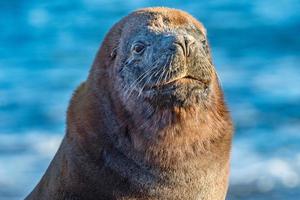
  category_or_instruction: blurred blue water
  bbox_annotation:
[0,0,300,199]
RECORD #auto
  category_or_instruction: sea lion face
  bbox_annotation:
[114,9,214,108]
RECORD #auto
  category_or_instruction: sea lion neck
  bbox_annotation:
[70,75,229,172]
[63,80,232,200]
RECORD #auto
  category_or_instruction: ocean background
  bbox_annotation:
[0,0,299,199]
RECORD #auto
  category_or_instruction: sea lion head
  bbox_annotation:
[92,7,217,110]
[77,7,231,169]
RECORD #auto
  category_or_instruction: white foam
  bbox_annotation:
[0,132,63,198]
[231,141,300,191]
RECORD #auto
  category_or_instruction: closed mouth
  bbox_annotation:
[144,76,207,91]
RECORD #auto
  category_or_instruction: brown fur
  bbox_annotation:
[26,7,233,200]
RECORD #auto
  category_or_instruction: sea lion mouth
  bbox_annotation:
[140,75,210,107]
[144,75,208,92]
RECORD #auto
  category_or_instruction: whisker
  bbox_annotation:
[163,55,172,83]
[138,59,162,93]
[125,63,156,92]
[125,60,160,100]
[139,61,160,97]
[164,54,174,83]
[156,55,169,86]
[125,68,154,100]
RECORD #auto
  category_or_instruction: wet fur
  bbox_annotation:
[26,7,233,200]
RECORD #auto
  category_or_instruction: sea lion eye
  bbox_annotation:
[132,42,145,54]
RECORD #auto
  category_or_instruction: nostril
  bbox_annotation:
[169,36,196,57]
[173,41,186,56]
[185,39,195,57]
[171,38,195,57]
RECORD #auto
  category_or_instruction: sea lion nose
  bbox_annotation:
[170,35,195,57]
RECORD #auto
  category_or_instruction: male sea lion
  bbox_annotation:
[26,7,233,200]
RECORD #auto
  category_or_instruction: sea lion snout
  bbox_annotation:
[168,34,196,58]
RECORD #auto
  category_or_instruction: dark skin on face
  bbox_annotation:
[26,7,233,200]
[116,18,213,108]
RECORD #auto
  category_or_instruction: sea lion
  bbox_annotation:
[26,7,233,200]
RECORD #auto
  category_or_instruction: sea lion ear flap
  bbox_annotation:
[110,47,118,60]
